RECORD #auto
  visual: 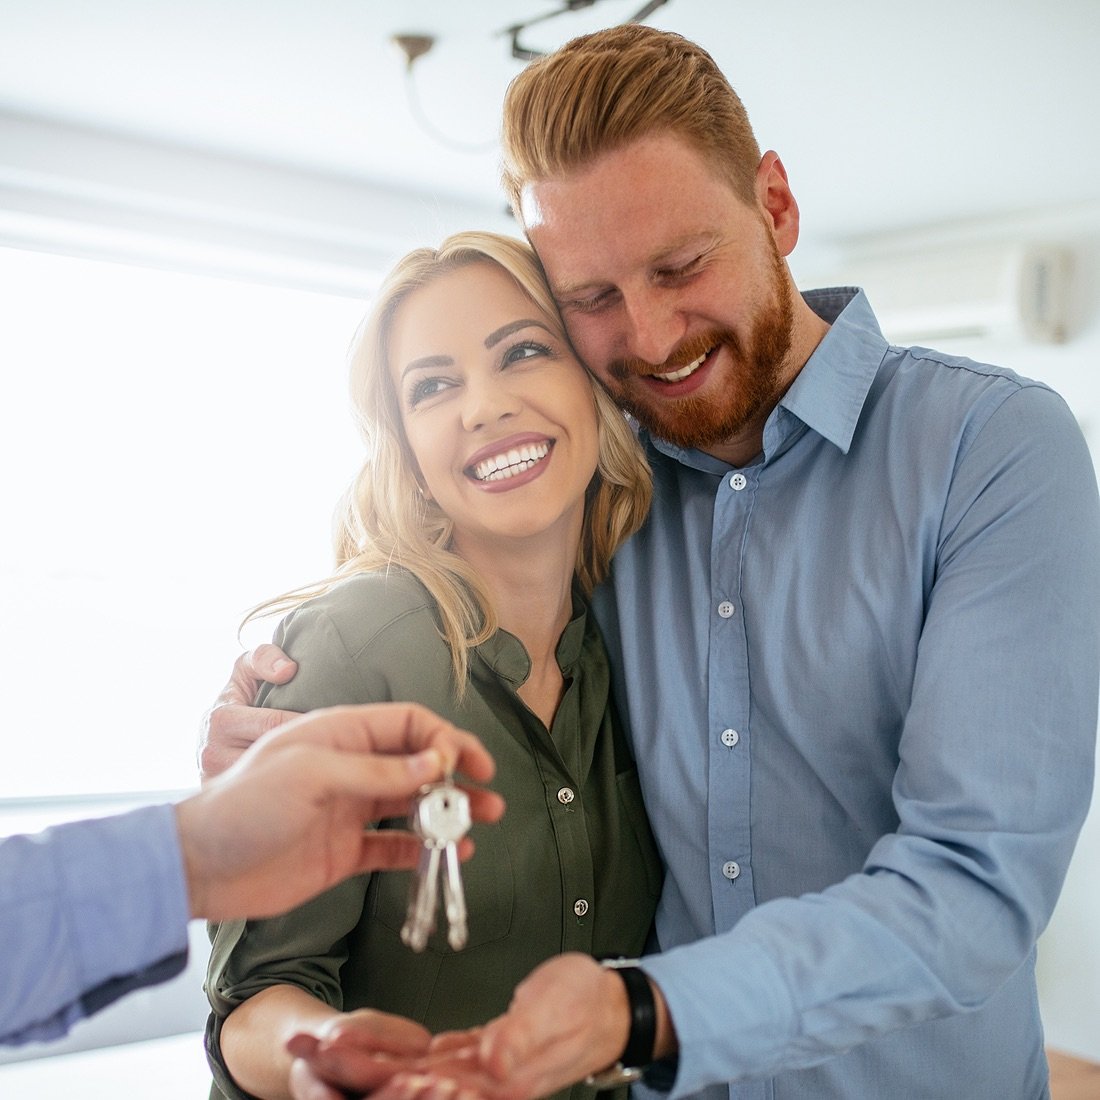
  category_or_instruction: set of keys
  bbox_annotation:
[400,779,472,953]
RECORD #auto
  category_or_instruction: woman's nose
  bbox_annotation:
[460,377,521,432]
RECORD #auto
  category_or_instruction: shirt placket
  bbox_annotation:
[707,467,756,933]
[524,681,598,955]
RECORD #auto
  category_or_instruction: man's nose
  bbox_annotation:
[621,288,687,367]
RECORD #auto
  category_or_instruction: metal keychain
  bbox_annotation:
[400,779,472,952]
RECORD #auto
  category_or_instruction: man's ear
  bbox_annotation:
[755,151,800,258]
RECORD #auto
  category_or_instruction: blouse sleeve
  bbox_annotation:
[205,600,395,1097]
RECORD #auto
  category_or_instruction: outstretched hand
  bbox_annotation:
[178,702,505,920]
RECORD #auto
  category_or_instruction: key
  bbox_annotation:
[400,780,472,953]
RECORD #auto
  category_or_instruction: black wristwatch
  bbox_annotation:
[584,959,657,1090]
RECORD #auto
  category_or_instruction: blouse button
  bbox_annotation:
[573,899,590,917]
[718,601,735,618]
[722,861,741,881]
[557,787,575,805]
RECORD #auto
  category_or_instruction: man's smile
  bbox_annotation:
[653,347,713,384]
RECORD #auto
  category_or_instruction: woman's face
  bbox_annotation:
[388,260,600,556]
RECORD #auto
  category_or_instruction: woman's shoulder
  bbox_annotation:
[283,568,440,650]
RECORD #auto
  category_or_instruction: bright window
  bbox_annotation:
[0,245,368,799]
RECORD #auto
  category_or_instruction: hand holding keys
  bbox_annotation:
[401,779,472,952]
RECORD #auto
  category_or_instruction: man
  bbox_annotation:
[202,25,1100,1100]
[2,703,502,1048]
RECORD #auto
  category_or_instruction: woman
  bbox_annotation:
[205,232,661,1100]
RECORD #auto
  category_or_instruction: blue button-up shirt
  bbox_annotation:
[0,803,190,1045]
[593,289,1100,1099]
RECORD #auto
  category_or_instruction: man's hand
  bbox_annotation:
[418,955,676,1100]
[474,954,634,1100]
[198,644,299,781]
[177,702,505,920]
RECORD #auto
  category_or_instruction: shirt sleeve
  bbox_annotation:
[639,384,1100,1093]
[0,803,190,1046]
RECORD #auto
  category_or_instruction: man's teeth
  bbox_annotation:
[473,442,551,482]
[655,350,708,383]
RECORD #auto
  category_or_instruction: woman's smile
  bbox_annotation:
[467,434,555,488]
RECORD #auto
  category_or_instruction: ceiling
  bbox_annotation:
[0,0,1098,254]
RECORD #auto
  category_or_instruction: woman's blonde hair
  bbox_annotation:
[246,230,651,687]
[501,24,761,216]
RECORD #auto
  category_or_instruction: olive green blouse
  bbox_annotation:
[205,570,662,1100]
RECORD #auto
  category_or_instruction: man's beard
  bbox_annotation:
[603,241,795,452]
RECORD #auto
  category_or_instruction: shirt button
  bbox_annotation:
[729,473,747,491]
[721,728,740,748]
[722,861,741,881]
[557,787,575,805]
[718,600,735,618]
[573,899,589,917]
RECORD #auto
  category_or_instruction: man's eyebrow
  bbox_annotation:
[551,280,602,301]
[484,318,555,348]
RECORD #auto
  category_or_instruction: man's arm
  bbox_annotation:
[1,703,503,1046]
[198,643,299,781]
[448,387,1100,1099]
[0,804,191,1046]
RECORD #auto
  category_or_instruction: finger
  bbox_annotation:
[321,1011,433,1056]
[296,1045,411,1091]
[288,1057,351,1100]
[287,1033,322,1059]
[429,1028,484,1054]
[210,704,302,751]
[246,643,298,684]
[292,704,497,784]
[278,736,504,813]
[199,701,301,782]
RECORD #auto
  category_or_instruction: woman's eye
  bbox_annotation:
[407,377,450,407]
[503,340,553,366]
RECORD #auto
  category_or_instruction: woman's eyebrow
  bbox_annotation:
[400,354,452,380]
[484,318,554,348]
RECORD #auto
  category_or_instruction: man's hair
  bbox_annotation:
[501,24,762,215]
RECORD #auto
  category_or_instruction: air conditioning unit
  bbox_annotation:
[806,241,1071,345]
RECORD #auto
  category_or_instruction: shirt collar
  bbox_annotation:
[645,287,888,470]
[473,586,588,688]
[774,287,888,457]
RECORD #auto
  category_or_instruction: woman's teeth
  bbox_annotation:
[473,441,550,482]
[655,349,708,383]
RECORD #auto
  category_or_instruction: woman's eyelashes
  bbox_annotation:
[404,339,556,409]
[406,374,454,408]
[501,338,554,367]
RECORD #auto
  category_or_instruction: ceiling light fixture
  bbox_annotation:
[390,33,498,153]
[391,0,672,152]
[503,0,671,62]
